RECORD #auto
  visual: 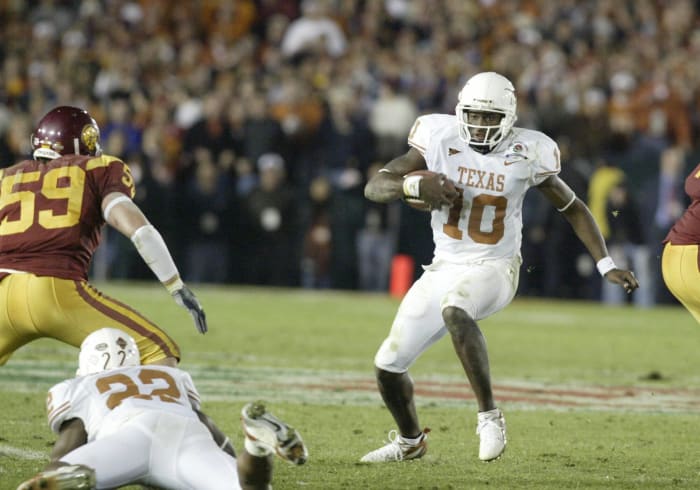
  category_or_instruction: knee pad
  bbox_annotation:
[374,337,408,373]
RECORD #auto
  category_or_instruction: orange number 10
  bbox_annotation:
[442,191,507,244]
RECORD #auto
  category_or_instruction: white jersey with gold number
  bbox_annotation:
[374,114,561,374]
[408,114,560,264]
[44,366,240,489]
[46,365,201,440]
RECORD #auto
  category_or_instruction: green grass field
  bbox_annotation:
[1,283,700,489]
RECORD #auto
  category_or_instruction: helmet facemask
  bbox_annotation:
[455,72,517,153]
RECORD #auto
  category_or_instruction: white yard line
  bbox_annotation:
[0,444,46,461]
[3,361,700,412]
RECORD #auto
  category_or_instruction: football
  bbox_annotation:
[402,170,436,211]
[402,170,452,212]
[404,196,432,212]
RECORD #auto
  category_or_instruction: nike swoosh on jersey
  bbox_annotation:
[503,155,528,165]
[448,148,461,156]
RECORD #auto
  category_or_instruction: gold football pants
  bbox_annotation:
[0,274,180,365]
[662,242,700,325]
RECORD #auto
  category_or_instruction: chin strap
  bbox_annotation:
[469,143,495,154]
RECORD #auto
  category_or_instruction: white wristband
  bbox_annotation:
[596,256,617,277]
[402,175,422,198]
[130,224,182,291]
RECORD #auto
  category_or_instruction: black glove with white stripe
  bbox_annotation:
[172,285,207,334]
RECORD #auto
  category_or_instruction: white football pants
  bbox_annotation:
[375,256,520,373]
[61,411,240,489]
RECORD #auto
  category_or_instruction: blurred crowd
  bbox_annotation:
[1,0,699,306]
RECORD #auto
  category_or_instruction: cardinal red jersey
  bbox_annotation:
[0,154,135,280]
[664,162,700,245]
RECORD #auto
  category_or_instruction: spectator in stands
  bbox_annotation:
[280,0,347,60]
[1,0,700,298]
[301,176,333,289]
[368,80,419,162]
[241,153,299,286]
[178,148,235,284]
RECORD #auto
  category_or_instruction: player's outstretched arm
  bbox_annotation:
[46,418,88,470]
[16,420,94,490]
[537,176,639,294]
[102,192,208,334]
[196,409,236,458]
[365,148,427,203]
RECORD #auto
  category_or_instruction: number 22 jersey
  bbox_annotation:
[408,114,561,263]
[46,366,201,441]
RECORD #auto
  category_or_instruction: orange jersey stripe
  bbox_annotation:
[48,401,71,427]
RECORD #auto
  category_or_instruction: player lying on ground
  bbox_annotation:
[0,105,207,372]
[17,328,307,490]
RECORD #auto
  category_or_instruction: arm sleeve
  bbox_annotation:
[130,224,182,291]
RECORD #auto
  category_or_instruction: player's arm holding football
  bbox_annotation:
[364,147,457,208]
[16,419,94,490]
[102,192,208,334]
[536,175,640,293]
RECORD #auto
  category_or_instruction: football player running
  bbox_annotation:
[661,161,700,325]
[0,106,207,369]
[16,328,307,490]
[361,72,639,463]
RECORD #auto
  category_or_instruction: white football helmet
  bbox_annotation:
[455,72,517,151]
[77,328,140,376]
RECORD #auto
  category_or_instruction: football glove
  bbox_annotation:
[172,285,208,334]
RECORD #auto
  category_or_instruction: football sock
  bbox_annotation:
[245,437,274,457]
[479,408,500,416]
[399,433,424,445]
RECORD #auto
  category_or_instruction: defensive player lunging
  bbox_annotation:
[0,106,206,370]
[16,328,307,490]
[661,161,700,325]
[361,71,639,463]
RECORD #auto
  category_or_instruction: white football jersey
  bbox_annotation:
[408,114,560,263]
[46,365,202,441]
